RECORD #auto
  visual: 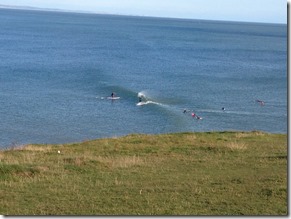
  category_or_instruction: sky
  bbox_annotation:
[0,0,287,24]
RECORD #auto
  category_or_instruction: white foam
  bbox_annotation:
[137,100,165,106]
[137,91,146,98]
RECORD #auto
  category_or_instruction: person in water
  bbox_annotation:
[256,99,265,106]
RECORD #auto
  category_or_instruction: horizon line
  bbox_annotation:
[0,4,287,25]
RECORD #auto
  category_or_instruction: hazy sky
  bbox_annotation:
[0,0,287,23]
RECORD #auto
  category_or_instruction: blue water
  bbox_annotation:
[0,9,287,148]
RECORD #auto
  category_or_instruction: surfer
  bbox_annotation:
[191,113,196,118]
[256,99,265,106]
[139,97,142,102]
[196,116,202,120]
[111,92,115,98]
[222,107,225,111]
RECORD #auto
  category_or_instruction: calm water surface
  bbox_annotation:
[0,9,287,148]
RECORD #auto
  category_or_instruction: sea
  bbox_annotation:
[0,8,287,149]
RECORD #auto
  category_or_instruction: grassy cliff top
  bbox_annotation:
[0,131,287,215]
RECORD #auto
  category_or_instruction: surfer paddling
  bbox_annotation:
[196,116,202,120]
[183,109,190,113]
[256,99,265,106]
[182,109,203,120]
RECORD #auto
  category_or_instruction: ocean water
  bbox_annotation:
[0,9,287,148]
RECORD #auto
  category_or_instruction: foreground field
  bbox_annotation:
[0,131,287,215]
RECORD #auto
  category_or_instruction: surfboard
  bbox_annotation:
[107,97,120,100]
[136,101,160,106]
[136,101,147,106]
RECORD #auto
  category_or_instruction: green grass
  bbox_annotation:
[0,131,287,215]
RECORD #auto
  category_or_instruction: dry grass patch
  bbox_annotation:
[185,134,197,142]
[235,131,266,139]
[225,141,247,151]
[235,132,251,139]
[22,145,53,152]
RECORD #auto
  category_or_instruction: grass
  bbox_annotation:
[0,131,287,215]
